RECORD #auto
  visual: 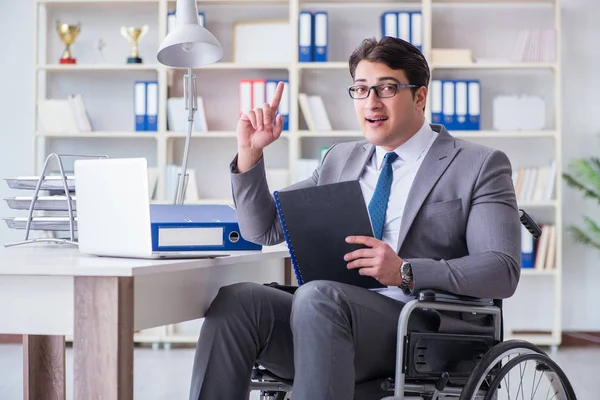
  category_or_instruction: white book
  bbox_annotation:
[38,99,80,134]
[298,93,316,131]
[307,95,332,131]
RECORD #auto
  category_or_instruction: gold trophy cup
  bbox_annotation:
[57,21,81,64]
[121,25,149,64]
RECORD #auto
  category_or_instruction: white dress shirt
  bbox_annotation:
[359,120,438,302]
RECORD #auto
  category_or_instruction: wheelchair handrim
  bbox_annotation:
[466,347,539,400]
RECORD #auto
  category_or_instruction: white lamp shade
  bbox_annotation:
[157,25,223,67]
[156,0,223,68]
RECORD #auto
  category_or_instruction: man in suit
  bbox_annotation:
[189,37,521,400]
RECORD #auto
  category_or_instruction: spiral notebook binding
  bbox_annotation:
[273,190,304,285]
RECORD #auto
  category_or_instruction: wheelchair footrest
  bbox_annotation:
[405,332,495,385]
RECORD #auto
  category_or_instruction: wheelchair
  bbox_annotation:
[250,210,578,400]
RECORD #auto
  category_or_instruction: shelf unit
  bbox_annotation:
[33,0,562,347]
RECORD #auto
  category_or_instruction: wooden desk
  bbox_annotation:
[0,244,289,400]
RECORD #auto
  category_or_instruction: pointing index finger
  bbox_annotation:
[270,81,285,110]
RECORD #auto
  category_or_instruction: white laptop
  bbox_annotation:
[74,157,255,259]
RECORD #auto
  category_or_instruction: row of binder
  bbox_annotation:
[239,79,290,131]
[134,80,159,131]
[430,79,481,131]
[381,11,422,51]
[298,11,328,62]
[167,11,205,34]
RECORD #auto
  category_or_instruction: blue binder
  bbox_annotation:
[313,11,328,62]
[134,81,146,131]
[521,224,534,268]
[442,80,456,131]
[298,11,313,62]
[454,80,468,131]
[149,204,262,252]
[381,11,398,38]
[146,81,158,131]
[431,79,443,124]
[467,80,481,130]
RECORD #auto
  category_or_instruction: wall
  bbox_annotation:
[559,0,600,331]
[0,0,598,331]
[0,0,34,244]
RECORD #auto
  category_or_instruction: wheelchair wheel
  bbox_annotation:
[459,340,576,400]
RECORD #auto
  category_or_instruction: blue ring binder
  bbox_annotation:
[274,190,304,286]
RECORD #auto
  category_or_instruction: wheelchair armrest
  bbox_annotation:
[416,289,494,307]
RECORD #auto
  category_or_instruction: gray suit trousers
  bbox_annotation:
[189,281,439,400]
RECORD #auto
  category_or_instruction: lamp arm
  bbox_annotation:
[174,66,196,205]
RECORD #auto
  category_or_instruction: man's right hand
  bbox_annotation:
[235,81,285,173]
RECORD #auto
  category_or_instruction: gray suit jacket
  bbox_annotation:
[230,124,521,330]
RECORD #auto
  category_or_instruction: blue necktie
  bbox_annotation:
[368,151,398,240]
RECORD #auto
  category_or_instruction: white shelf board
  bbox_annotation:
[302,0,422,4]
[38,0,158,3]
[432,62,557,70]
[298,130,556,139]
[192,62,290,71]
[521,268,557,276]
[37,131,159,138]
[299,62,347,70]
[168,0,288,4]
[434,0,553,4]
[165,131,238,139]
[298,130,362,137]
[37,64,161,72]
[451,130,556,139]
[518,200,557,208]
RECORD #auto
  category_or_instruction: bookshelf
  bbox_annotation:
[33,0,563,347]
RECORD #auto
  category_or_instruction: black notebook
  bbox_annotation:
[274,180,386,289]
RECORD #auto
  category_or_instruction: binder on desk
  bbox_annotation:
[273,180,385,289]
[149,204,261,252]
[298,11,313,62]
[134,81,146,131]
[314,12,328,62]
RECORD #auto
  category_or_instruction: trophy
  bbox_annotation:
[56,21,81,64]
[121,25,149,64]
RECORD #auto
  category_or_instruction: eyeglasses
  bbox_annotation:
[347,83,419,99]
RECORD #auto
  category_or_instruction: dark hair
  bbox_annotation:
[349,37,430,97]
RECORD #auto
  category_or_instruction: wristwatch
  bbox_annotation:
[398,259,413,294]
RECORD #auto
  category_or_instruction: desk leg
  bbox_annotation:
[73,277,134,400]
[23,335,66,400]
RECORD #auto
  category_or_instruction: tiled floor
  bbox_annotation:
[0,344,595,399]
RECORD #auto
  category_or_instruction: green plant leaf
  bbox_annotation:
[568,225,600,251]
[568,159,600,194]
[562,173,600,204]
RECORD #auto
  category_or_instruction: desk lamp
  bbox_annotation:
[156,0,223,204]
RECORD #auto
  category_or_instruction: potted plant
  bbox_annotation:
[562,157,600,250]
